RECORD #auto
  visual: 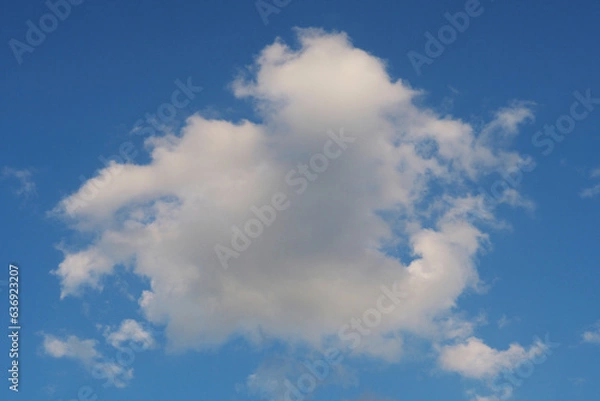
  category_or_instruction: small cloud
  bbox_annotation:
[1,167,36,198]
[42,334,99,362]
[438,336,549,379]
[580,167,600,198]
[243,354,357,401]
[569,377,586,386]
[582,322,600,344]
[466,390,507,401]
[41,333,133,387]
[580,184,600,199]
[448,85,460,95]
[497,315,510,329]
[479,101,536,144]
[104,319,156,350]
[42,384,58,396]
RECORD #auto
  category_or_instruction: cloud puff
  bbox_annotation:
[104,319,156,350]
[438,337,546,379]
[582,322,600,344]
[438,335,556,401]
[580,167,600,198]
[43,334,99,361]
[51,28,534,358]
[243,354,356,400]
[42,334,133,387]
[1,167,36,198]
[580,184,600,199]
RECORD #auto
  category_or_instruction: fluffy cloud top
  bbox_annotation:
[105,319,155,350]
[52,28,534,357]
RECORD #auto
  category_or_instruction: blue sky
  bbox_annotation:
[1,0,600,400]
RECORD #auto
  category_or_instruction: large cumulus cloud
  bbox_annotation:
[52,28,534,358]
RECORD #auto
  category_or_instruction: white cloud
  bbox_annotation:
[497,315,510,329]
[51,29,535,357]
[580,167,600,198]
[471,394,505,401]
[580,183,600,199]
[1,167,36,197]
[43,334,99,361]
[582,323,600,344]
[438,337,547,379]
[244,357,300,401]
[42,334,133,387]
[478,102,535,146]
[243,354,356,401]
[104,319,155,350]
[583,331,600,343]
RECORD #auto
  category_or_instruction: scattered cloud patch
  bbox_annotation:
[1,167,36,198]
[569,377,586,386]
[243,354,357,401]
[580,167,600,198]
[43,334,99,361]
[42,334,133,387]
[104,319,156,350]
[580,184,600,199]
[497,315,510,329]
[439,335,558,401]
[582,322,600,344]
[438,337,546,379]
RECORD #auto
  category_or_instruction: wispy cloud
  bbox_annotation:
[497,315,510,329]
[42,334,133,387]
[582,322,600,344]
[580,184,600,199]
[580,167,600,198]
[1,167,36,198]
